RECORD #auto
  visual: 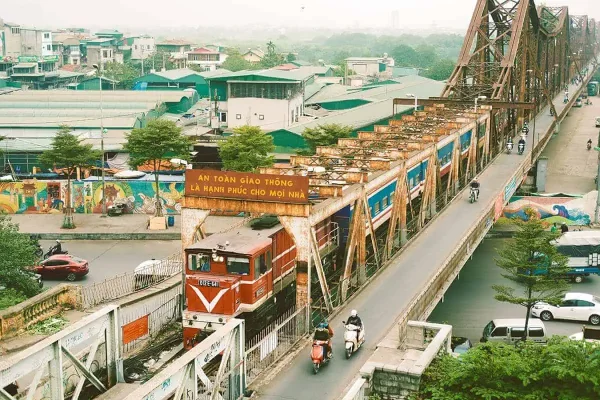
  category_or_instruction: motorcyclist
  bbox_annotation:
[53,239,62,254]
[314,321,334,359]
[506,136,514,152]
[470,178,480,200]
[518,137,526,154]
[588,139,593,150]
[347,310,363,329]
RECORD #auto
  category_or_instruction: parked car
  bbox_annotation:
[481,318,547,344]
[451,336,472,357]
[569,326,600,343]
[32,255,89,281]
[531,292,600,325]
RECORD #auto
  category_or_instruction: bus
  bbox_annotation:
[588,81,599,97]
[552,231,600,282]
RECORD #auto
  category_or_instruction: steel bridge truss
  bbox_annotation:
[0,306,121,400]
[122,319,245,400]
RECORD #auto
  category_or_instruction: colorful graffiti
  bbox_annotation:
[0,179,184,215]
[503,192,597,225]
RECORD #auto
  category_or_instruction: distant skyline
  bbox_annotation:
[1,0,599,34]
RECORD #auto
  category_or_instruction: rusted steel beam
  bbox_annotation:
[316,146,407,160]
[291,155,392,171]
[393,98,535,109]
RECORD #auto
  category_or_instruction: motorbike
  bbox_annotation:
[310,340,331,374]
[469,187,478,203]
[43,245,68,259]
[506,142,513,154]
[107,202,127,217]
[518,143,525,155]
[342,322,365,359]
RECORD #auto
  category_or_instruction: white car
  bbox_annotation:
[531,292,600,325]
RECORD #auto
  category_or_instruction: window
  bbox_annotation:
[11,27,20,35]
[562,299,578,307]
[382,197,388,209]
[236,114,242,120]
[258,114,264,120]
[254,253,269,278]
[44,33,50,39]
[46,45,51,51]
[227,257,249,275]
[529,328,545,337]
[189,254,210,272]
[291,110,294,123]
[389,193,394,204]
[102,50,108,58]
[379,200,384,211]
[147,45,151,49]
[73,59,78,65]
[491,327,507,337]
[577,300,595,307]
[220,112,227,123]
[134,45,138,50]
[374,202,380,215]
[511,328,525,338]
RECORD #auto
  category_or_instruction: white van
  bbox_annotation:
[481,319,547,344]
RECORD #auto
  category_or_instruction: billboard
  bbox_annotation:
[185,170,309,204]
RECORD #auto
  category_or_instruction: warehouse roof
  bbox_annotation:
[0,129,130,152]
[205,69,315,83]
[0,90,195,103]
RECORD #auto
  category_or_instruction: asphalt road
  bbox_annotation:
[39,240,182,287]
[255,74,593,400]
[428,238,600,342]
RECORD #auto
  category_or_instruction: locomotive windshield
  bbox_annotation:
[227,257,250,275]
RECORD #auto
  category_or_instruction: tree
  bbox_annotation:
[101,61,140,89]
[415,338,600,400]
[423,59,456,81]
[286,53,297,63]
[390,44,420,67]
[218,126,274,172]
[493,214,570,340]
[260,41,285,68]
[222,50,251,72]
[301,124,353,155]
[125,120,192,217]
[39,126,101,228]
[413,44,438,68]
[0,215,42,309]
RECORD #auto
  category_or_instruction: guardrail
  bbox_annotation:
[0,284,79,341]
[80,252,183,309]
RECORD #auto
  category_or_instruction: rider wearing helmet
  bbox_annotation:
[470,178,480,200]
[54,239,62,254]
[314,321,334,359]
[347,310,363,330]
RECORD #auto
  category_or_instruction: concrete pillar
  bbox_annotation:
[554,121,560,134]
[180,208,211,251]
[278,216,311,310]
[536,156,549,192]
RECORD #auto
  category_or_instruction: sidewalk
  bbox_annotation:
[11,213,243,240]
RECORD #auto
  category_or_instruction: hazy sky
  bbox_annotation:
[2,0,600,33]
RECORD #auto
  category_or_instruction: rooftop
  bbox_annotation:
[186,223,282,255]
[188,47,220,54]
[157,39,195,46]
[205,69,315,83]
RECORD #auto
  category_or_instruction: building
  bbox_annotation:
[133,68,230,96]
[346,54,395,78]
[1,21,48,59]
[205,69,315,130]
[186,47,227,71]
[156,39,194,69]
[242,48,264,64]
[2,55,83,89]
[272,64,335,82]
[84,30,125,67]
[52,33,83,65]
[126,36,155,60]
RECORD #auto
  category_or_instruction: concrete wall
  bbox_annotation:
[0,179,184,215]
[131,37,155,60]
[503,191,597,225]
[227,95,304,130]
[2,27,42,58]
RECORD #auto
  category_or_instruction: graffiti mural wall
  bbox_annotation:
[0,179,184,214]
[503,192,598,225]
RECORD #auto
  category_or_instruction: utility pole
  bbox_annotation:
[595,129,600,224]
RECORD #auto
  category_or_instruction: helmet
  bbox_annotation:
[56,239,61,243]
[318,321,328,329]
[351,310,357,317]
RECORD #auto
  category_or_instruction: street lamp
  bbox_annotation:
[474,95,487,114]
[406,93,418,113]
[92,64,107,218]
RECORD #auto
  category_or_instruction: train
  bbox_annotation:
[183,127,482,349]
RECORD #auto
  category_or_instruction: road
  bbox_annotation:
[428,238,600,342]
[255,77,591,399]
[541,93,600,193]
[39,240,182,287]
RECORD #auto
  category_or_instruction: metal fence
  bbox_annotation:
[80,252,183,309]
[244,305,309,385]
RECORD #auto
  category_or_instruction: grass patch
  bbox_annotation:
[27,314,68,335]
[0,289,27,310]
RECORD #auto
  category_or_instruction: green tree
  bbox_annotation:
[124,120,192,217]
[493,214,570,340]
[390,44,420,67]
[301,124,353,155]
[218,125,274,172]
[415,338,600,400]
[101,61,140,89]
[39,126,101,228]
[0,215,42,304]
[413,44,438,68]
[423,59,456,81]
[286,53,297,63]
[222,50,251,72]
[139,51,176,74]
[260,41,285,68]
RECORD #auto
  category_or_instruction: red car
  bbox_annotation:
[33,255,89,281]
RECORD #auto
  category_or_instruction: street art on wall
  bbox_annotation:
[503,192,597,225]
[0,179,184,215]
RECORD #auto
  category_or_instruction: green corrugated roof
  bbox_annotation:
[205,69,315,83]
